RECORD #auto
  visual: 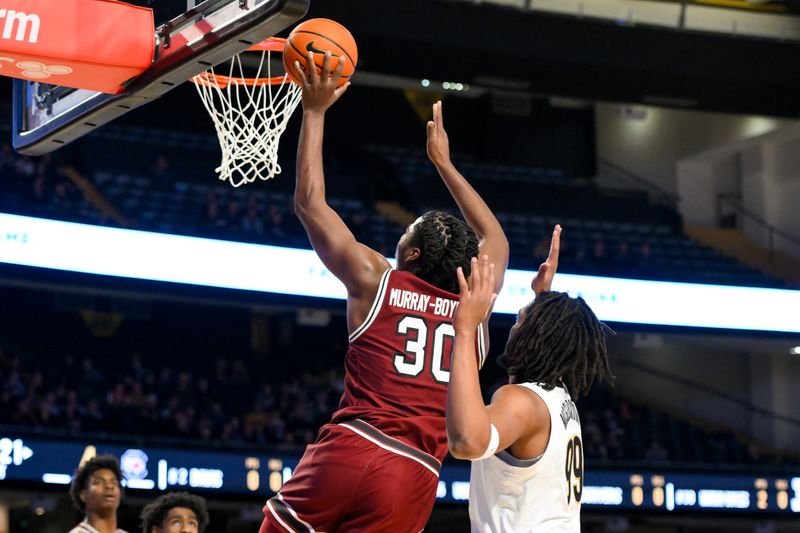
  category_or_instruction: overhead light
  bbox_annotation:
[790,346,800,355]
[421,79,430,88]
[440,81,469,92]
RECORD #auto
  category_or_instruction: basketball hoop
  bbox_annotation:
[192,38,302,188]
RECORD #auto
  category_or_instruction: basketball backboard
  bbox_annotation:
[12,0,308,156]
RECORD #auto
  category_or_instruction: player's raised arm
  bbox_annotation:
[292,52,389,300]
[532,224,561,296]
[447,227,562,459]
[426,101,509,293]
[447,257,547,460]
[447,255,545,460]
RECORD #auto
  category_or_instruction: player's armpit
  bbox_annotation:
[296,202,387,286]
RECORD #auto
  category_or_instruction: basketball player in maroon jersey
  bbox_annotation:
[259,52,509,532]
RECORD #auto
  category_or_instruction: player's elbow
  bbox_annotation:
[293,197,308,219]
[293,196,324,222]
[448,435,487,461]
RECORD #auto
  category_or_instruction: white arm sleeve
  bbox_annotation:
[473,423,500,461]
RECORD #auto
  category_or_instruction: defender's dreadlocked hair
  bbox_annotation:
[408,210,480,294]
[498,291,614,399]
[140,492,210,533]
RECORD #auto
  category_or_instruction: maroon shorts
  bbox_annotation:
[259,419,441,533]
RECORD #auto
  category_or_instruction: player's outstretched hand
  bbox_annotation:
[426,101,452,168]
[292,51,350,114]
[531,224,561,296]
[454,255,497,332]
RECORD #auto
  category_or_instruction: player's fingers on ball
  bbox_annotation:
[320,51,333,76]
[293,61,309,85]
[306,52,318,80]
[334,55,346,76]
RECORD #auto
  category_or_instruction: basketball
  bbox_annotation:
[284,18,358,87]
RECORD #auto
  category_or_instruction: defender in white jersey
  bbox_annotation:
[448,229,614,532]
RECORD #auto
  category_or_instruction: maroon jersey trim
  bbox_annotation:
[348,268,392,343]
[265,495,315,532]
[478,324,487,368]
[339,419,441,476]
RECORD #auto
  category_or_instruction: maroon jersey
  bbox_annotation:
[331,268,486,462]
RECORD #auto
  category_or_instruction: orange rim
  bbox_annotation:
[191,37,291,88]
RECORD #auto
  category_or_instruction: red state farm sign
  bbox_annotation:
[0,0,153,94]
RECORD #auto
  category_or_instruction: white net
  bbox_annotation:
[193,42,302,188]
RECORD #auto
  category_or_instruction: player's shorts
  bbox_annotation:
[259,419,442,533]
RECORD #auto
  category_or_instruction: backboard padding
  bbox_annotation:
[12,0,308,155]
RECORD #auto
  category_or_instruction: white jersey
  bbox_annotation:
[469,383,582,533]
[68,519,128,533]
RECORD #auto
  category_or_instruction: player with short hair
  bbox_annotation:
[139,492,209,533]
[448,228,615,532]
[68,454,128,533]
[259,52,509,532]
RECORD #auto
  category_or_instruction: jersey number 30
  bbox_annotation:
[393,316,454,383]
[565,435,583,504]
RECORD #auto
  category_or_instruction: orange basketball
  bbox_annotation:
[283,18,358,87]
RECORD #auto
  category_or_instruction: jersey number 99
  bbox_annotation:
[565,435,583,504]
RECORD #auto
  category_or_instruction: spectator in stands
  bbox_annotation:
[572,244,587,268]
[644,440,669,463]
[265,202,286,241]
[82,357,105,384]
[241,197,265,236]
[201,191,224,230]
[83,399,105,432]
[225,198,242,229]
[591,238,608,266]
[0,334,787,470]
[611,241,635,276]
[14,154,35,183]
[603,409,625,459]
[29,173,48,204]
[68,454,128,533]
[53,177,81,210]
[150,156,174,180]
[637,241,652,273]
[140,492,209,533]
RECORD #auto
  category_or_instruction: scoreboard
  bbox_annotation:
[1,435,798,514]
